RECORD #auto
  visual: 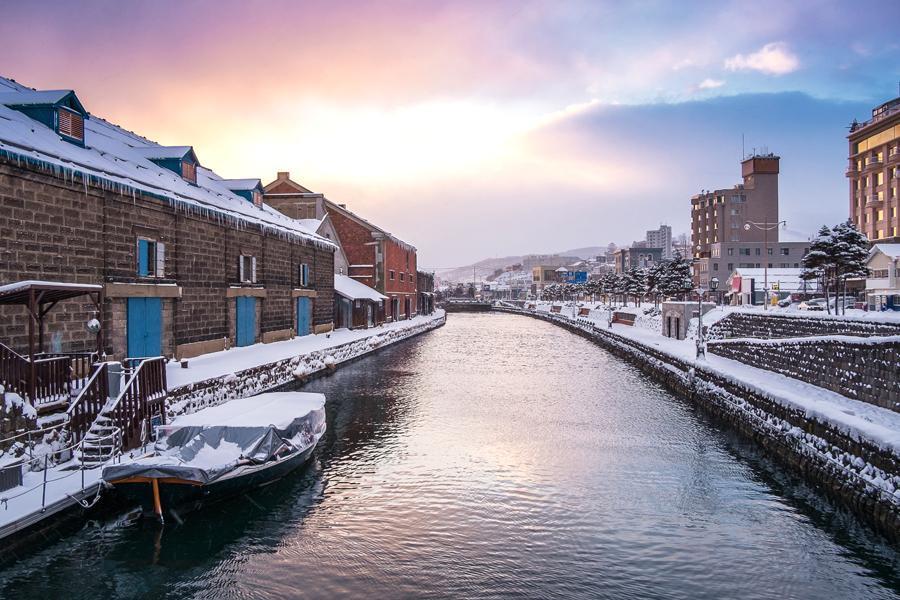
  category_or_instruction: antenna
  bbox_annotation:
[742,133,745,160]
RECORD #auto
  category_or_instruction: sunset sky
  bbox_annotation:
[2,0,899,267]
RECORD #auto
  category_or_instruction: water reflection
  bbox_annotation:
[1,313,898,599]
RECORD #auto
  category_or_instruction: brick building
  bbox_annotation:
[691,154,781,285]
[264,172,419,322]
[847,96,900,243]
[0,77,336,361]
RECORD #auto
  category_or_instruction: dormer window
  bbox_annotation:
[219,179,265,207]
[57,107,84,142]
[0,88,89,147]
[252,190,263,207]
[133,146,200,185]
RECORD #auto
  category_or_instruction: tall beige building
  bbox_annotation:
[690,154,780,285]
[847,96,900,243]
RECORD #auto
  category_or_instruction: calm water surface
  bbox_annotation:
[1,312,899,598]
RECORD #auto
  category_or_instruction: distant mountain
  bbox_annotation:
[434,245,611,283]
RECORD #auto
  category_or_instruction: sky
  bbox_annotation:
[1,0,899,268]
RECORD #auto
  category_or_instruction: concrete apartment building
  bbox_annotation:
[646,225,673,259]
[847,96,900,243]
[691,154,786,286]
[695,241,810,289]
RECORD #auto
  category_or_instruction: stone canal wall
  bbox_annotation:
[493,307,900,541]
[709,311,900,340]
[167,313,446,417]
[708,336,900,413]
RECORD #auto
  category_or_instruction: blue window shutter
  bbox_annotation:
[138,239,149,276]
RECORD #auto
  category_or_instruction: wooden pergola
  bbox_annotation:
[0,280,104,405]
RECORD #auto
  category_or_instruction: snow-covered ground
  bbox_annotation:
[527,301,900,456]
[167,311,445,389]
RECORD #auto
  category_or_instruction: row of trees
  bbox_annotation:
[541,254,695,306]
[800,220,869,315]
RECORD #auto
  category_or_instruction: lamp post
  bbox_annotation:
[695,284,706,359]
[743,220,786,310]
[710,276,720,307]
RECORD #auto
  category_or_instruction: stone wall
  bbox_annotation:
[494,307,900,541]
[0,159,335,359]
[708,336,900,412]
[709,311,900,340]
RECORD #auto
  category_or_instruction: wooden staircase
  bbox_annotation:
[73,357,168,468]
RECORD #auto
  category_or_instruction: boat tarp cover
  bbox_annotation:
[103,400,326,485]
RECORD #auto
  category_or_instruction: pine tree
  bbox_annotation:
[831,220,869,315]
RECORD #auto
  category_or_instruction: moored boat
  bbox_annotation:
[102,392,326,522]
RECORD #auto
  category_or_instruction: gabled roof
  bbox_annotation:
[219,178,263,192]
[132,145,198,162]
[869,244,900,261]
[0,89,86,114]
[0,76,336,250]
[263,172,315,194]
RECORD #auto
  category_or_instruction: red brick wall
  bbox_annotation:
[328,209,377,287]
[0,159,334,358]
[383,239,417,318]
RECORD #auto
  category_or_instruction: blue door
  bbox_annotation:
[236,296,256,347]
[296,297,312,336]
[127,297,162,358]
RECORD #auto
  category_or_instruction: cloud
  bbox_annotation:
[698,78,726,89]
[725,42,799,75]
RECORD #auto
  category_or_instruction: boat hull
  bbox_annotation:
[109,444,316,520]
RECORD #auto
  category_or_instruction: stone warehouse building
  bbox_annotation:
[264,172,419,322]
[0,77,336,361]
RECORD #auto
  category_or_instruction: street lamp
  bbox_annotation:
[710,276,720,306]
[743,220,786,310]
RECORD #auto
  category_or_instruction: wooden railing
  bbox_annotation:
[0,342,28,399]
[66,362,109,445]
[110,357,168,452]
[1,343,96,408]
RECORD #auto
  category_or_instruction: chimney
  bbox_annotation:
[277,171,290,180]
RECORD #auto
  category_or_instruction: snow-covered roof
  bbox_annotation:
[0,76,335,250]
[0,89,74,107]
[172,392,325,430]
[870,244,900,260]
[131,145,195,161]
[334,274,388,301]
[297,218,323,231]
[218,178,262,191]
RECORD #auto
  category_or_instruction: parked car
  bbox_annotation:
[798,298,827,311]
[777,298,792,308]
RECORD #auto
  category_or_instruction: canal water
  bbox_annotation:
[1,312,899,599]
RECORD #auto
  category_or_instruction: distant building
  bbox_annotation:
[847,96,900,243]
[726,267,819,306]
[865,243,900,310]
[417,270,435,315]
[646,225,673,260]
[691,154,782,286]
[695,241,810,289]
[614,247,663,273]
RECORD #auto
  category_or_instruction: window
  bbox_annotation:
[400,273,405,282]
[780,248,790,256]
[755,248,761,256]
[739,248,750,256]
[181,161,197,184]
[252,190,263,207]
[239,255,257,283]
[878,209,884,221]
[713,263,719,271]
[298,263,310,287]
[871,269,889,279]
[389,270,395,281]
[57,107,84,142]
[727,247,734,256]
[137,238,164,278]
[727,263,734,272]
[767,247,773,255]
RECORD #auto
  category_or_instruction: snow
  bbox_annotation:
[0,89,72,106]
[0,461,103,533]
[0,280,103,294]
[3,391,36,419]
[0,77,336,250]
[218,178,262,191]
[520,305,900,458]
[167,311,444,389]
[871,243,900,259]
[334,274,389,301]
[130,145,194,160]
[169,392,325,429]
